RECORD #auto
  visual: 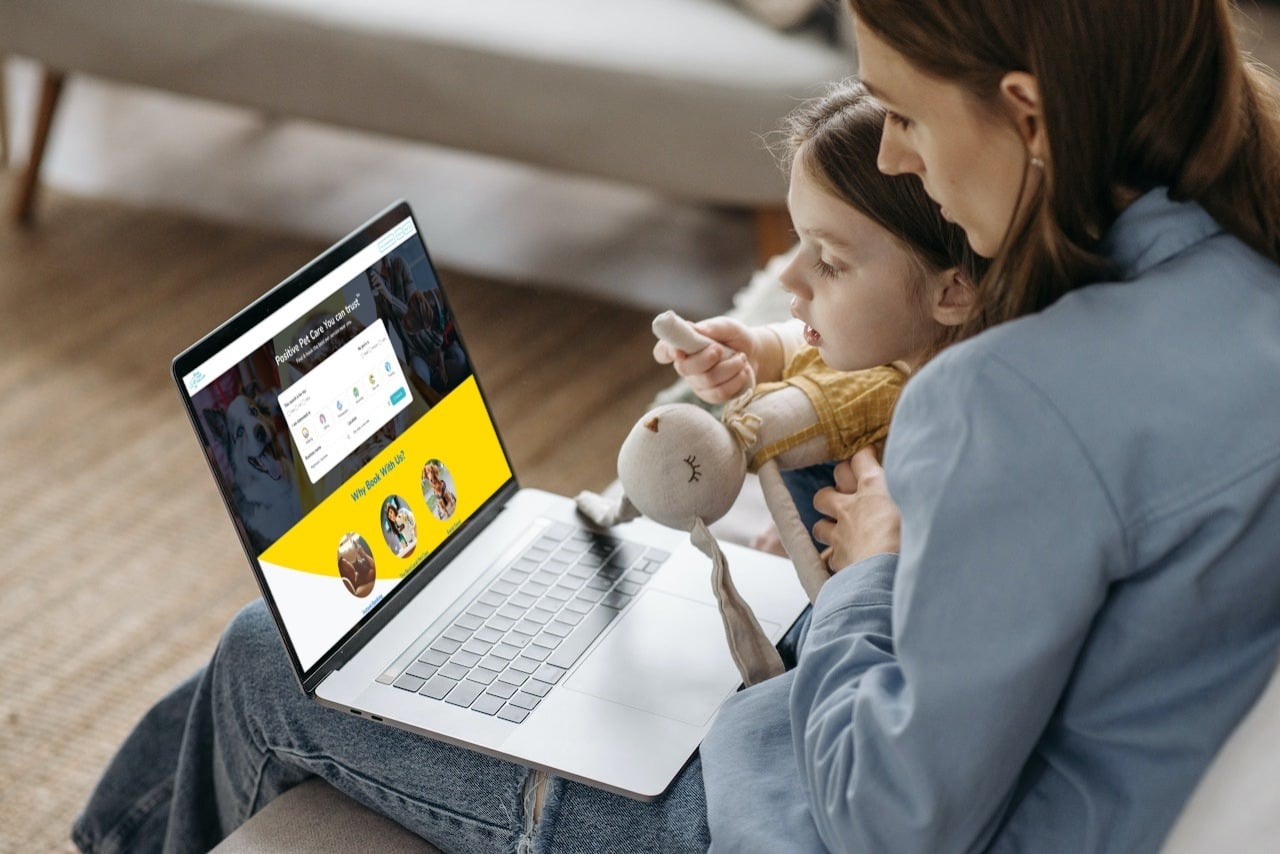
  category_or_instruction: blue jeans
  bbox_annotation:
[781,462,837,552]
[71,600,712,853]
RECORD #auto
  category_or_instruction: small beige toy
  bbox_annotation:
[576,311,903,685]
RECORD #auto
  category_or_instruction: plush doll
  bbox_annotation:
[576,311,904,685]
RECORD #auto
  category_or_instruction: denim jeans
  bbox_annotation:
[72,600,712,854]
[780,462,837,552]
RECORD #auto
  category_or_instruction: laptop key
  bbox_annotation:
[548,605,620,669]
[486,615,516,632]
[487,681,519,699]
[418,648,449,667]
[465,667,498,686]
[497,603,525,621]
[602,589,633,609]
[510,656,540,674]
[617,579,643,597]
[527,607,556,625]
[405,661,439,680]
[445,680,485,708]
[420,675,457,700]
[532,631,561,650]
[497,705,529,724]
[471,693,506,716]
[524,680,552,698]
[544,620,573,639]
[393,674,426,692]
[479,654,508,673]
[564,598,593,615]
[474,626,504,645]
[430,638,462,655]
[498,669,529,687]
[478,590,506,608]
[439,662,469,681]
[522,644,551,662]
[443,624,474,643]
[455,612,484,631]
[509,592,537,610]
[461,637,492,656]
[509,692,542,711]
[451,650,482,669]
[534,663,566,684]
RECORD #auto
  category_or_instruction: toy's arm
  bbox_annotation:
[652,310,716,354]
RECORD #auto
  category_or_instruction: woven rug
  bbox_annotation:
[0,181,675,852]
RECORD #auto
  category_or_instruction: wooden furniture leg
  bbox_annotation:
[753,205,794,268]
[0,57,9,167]
[12,69,66,225]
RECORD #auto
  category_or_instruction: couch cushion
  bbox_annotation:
[210,778,441,853]
[0,0,853,205]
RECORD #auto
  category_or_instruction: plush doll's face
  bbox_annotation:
[616,403,747,532]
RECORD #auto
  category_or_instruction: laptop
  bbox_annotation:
[172,200,809,800]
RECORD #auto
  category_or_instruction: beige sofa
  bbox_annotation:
[0,0,854,264]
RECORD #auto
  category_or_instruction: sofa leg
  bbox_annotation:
[0,57,9,167]
[753,206,793,268]
[11,69,66,225]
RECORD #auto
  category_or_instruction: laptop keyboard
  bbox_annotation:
[388,520,669,724]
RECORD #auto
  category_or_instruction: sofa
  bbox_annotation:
[0,0,855,265]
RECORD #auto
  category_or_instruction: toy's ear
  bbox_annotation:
[617,403,747,532]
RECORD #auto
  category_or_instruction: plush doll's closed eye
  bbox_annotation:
[576,311,904,685]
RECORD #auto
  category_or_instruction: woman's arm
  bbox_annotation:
[790,350,1126,853]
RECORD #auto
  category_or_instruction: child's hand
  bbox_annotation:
[812,447,901,571]
[653,316,762,404]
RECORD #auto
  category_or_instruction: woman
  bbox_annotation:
[760,1,1280,850]
[73,2,1280,852]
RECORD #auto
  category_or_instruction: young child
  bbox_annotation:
[656,78,984,550]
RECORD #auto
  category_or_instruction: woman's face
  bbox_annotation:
[854,19,1036,258]
[777,158,937,372]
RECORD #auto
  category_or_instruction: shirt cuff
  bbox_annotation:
[809,552,898,636]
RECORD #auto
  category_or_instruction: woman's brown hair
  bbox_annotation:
[777,78,984,357]
[848,0,1280,339]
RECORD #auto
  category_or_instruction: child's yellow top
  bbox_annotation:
[747,347,906,471]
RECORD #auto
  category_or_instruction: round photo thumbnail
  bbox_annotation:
[336,532,376,598]
[380,494,418,559]
[420,458,458,521]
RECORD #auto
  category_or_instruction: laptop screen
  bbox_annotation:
[176,204,514,676]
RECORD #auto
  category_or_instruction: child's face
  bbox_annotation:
[779,162,937,371]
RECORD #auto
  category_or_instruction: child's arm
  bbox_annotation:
[652,311,789,403]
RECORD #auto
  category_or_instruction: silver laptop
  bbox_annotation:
[172,200,808,800]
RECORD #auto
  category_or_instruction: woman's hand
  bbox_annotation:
[811,446,901,572]
[653,316,773,404]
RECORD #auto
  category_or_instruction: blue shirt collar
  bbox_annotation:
[1098,187,1222,280]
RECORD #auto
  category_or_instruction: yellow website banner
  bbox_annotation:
[260,377,510,585]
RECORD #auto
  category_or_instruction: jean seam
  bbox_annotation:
[80,774,173,854]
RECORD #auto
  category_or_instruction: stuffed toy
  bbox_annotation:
[576,311,904,685]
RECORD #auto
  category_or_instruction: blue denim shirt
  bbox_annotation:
[702,188,1280,853]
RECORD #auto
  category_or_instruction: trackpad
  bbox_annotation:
[563,590,778,726]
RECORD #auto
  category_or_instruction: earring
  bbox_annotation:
[1030,156,1045,169]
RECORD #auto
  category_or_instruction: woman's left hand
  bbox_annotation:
[811,446,902,572]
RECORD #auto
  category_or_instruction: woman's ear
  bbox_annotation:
[929,267,977,327]
[999,71,1048,164]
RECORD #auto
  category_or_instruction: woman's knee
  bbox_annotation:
[212,601,292,698]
